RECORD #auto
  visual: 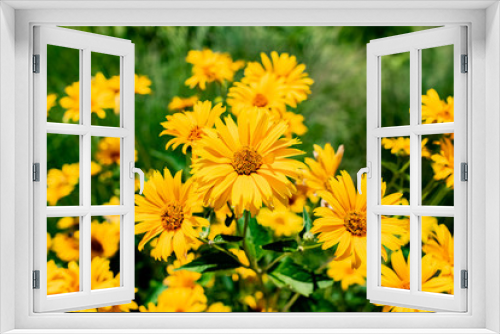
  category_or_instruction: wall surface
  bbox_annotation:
[0,2,16,333]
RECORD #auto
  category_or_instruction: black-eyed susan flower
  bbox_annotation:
[431,138,454,189]
[327,258,366,291]
[303,143,344,193]
[135,169,209,261]
[227,73,290,116]
[163,253,202,288]
[422,89,454,124]
[243,51,314,107]
[139,286,207,312]
[185,49,244,90]
[191,109,305,217]
[168,96,199,112]
[312,171,408,268]
[47,163,79,205]
[256,208,303,237]
[160,101,225,154]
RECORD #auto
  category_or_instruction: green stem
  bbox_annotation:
[282,292,300,312]
[429,184,451,206]
[264,254,287,273]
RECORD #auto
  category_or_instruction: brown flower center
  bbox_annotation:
[231,146,263,175]
[188,126,204,141]
[91,238,104,258]
[344,211,367,237]
[161,201,184,231]
[253,93,268,108]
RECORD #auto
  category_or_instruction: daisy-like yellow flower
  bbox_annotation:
[47,260,79,295]
[90,161,102,176]
[160,101,226,154]
[381,137,431,158]
[256,208,303,237]
[192,109,305,217]
[59,82,80,122]
[303,143,344,193]
[135,169,209,261]
[168,96,199,112]
[421,89,454,124]
[243,291,274,312]
[91,256,118,290]
[229,248,256,280]
[163,253,202,288]
[90,220,120,259]
[90,72,116,119]
[280,111,307,138]
[47,163,79,205]
[207,302,231,312]
[422,224,454,293]
[208,219,237,240]
[312,171,407,268]
[95,137,121,165]
[327,259,366,291]
[134,74,152,95]
[243,51,314,107]
[185,49,244,90]
[139,286,207,312]
[227,73,290,116]
[47,93,57,116]
[51,231,80,262]
[431,138,454,189]
[381,250,453,294]
[56,216,79,229]
[282,183,314,213]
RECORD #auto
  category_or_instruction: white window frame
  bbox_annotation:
[1,2,499,333]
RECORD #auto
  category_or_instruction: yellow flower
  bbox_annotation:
[303,143,344,193]
[256,208,303,237]
[192,109,305,217]
[243,51,314,107]
[381,305,429,313]
[168,96,199,112]
[135,74,152,95]
[51,231,80,262]
[163,253,202,288]
[160,101,226,154]
[56,217,79,229]
[431,138,454,189]
[59,82,80,122]
[47,260,79,295]
[139,286,207,312]
[90,73,116,119]
[47,163,79,205]
[381,250,453,294]
[47,233,52,252]
[91,256,118,290]
[229,248,256,280]
[281,183,312,213]
[381,137,431,158]
[327,259,366,291]
[280,111,307,138]
[90,161,102,176]
[135,169,209,261]
[312,171,407,268]
[47,93,57,116]
[90,220,120,259]
[185,49,244,90]
[243,291,274,312]
[98,301,138,313]
[422,89,454,124]
[207,302,231,312]
[208,219,237,240]
[95,137,121,165]
[421,216,438,243]
[422,224,454,293]
[227,73,290,116]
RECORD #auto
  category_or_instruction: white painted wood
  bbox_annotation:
[33,26,135,313]
[366,26,468,312]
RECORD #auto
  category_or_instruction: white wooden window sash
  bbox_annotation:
[366,26,468,312]
[33,26,135,313]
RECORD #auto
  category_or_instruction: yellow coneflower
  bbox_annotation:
[431,138,454,189]
[421,89,454,124]
[256,208,303,237]
[168,96,199,112]
[139,286,207,312]
[135,169,209,261]
[160,101,226,154]
[303,143,344,193]
[191,109,305,217]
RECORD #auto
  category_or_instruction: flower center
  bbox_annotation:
[253,93,268,108]
[160,201,185,231]
[231,146,263,175]
[91,238,104,258]
[188,126,204,141]
[344,211,367,237]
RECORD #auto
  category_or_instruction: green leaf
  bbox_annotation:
[240,216,271,260]
[269,257,332,297]
[177,250,241,273]
[261,239,298,252]
[212,234,243,243]
[300,206,314,239]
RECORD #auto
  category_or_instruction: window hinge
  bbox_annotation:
[461,162,468,181]
[461,54,468,73]
[33,163,40,182]
[461,270,468,289]
[33,54,40,73]
[33,270,40,289]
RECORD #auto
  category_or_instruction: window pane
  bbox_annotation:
[47,216,80,295]
[91,52,121,127]
[381,52,410,127]
[421,216,454,295]
[421,134,454,206]
[47,45,80,124]
[381,137,410,204]
[91,137,120,205]
[91,215,121,291]
[47,134,80,206]
[421,45,454,124]
[380,215,410,290]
